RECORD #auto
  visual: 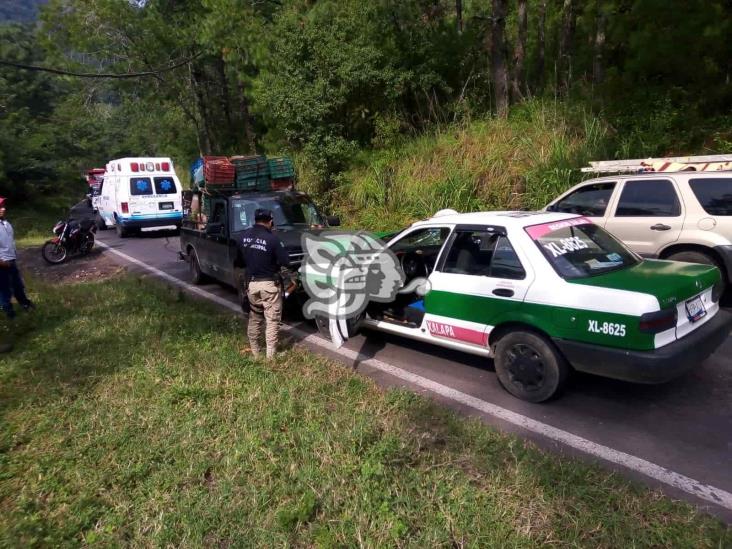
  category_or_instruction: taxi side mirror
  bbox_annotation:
[327,215,341,227]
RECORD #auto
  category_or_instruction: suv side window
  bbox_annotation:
[689,178,732,216]
[615,179,681,217]
[553,182,616,217]
[442,231,525,279]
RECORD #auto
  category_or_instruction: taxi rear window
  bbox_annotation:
[525,218,639,279]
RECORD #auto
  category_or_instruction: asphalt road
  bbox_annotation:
[82,211,732,521]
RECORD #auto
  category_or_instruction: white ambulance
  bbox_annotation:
[96,157,183,237]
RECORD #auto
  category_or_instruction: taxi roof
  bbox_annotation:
[411,210,583,229]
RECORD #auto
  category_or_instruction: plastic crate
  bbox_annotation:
[271,177,294,191]
[236,177,259,191]
[232,155,268,180]
[267,157,295,179]
[255,177,273,191]
[190,158,204,181]
[203,156,235,185]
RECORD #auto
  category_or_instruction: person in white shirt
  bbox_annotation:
[0,197,34,320]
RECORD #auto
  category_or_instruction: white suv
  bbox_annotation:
[546,172,732,291]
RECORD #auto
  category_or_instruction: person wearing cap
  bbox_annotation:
[239,208,290,358]
[0,197,34,323]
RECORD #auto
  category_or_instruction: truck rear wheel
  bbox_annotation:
[493,330,569,403]
[189,248,206,285]
[115,223,128,238]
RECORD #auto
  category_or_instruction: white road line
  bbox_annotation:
[97,241,732,512]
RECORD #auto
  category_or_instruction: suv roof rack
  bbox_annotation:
[582,154,732,174]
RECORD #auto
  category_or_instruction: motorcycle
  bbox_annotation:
[41,218,97,264]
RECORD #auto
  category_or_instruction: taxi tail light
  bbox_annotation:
[121,202,129,214]
[639,308,677,334]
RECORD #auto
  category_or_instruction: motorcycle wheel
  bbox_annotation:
[41,240,68,264]
[81,233,95,254]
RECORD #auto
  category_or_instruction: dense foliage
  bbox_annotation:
[1,0,732,201]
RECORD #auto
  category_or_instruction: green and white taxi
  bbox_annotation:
[338,210,732,402]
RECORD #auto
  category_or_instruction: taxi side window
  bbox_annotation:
[442,231,525,280]
[553,182,616,217]
[390,227,450,252]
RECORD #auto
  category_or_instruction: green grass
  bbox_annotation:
[299,101,610,232]
[0,274,730,546]
[10,193,84,247]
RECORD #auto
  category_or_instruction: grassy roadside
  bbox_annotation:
[0,271,730,546]
[9,192,85,247]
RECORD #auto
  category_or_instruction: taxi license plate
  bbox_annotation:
[685,296,706,323]
[159,202,174,210]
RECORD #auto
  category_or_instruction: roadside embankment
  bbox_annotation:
[0,257,729,546]
[304,101,609,232]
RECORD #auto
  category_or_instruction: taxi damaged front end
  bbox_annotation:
[526,218,732,384]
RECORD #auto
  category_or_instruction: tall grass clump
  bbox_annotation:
[329,100,610,231]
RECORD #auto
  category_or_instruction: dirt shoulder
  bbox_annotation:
[17,247,123,285]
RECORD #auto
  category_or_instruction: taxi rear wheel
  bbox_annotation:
[494,331,569,403]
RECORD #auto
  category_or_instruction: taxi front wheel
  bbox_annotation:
[494,331,569,403]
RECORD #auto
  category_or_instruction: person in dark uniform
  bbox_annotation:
[239,208,290,358]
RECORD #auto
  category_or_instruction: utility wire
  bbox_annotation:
[0,53,200,79]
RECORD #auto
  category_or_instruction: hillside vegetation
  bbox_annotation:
[312,102,607,231]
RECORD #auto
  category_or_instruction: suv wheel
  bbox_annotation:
[666,250,725,296]
[493,330,569,403]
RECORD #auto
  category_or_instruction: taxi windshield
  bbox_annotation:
[231,195,324,231]
[525,218,639,279]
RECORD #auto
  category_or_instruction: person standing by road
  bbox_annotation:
[0,197,35,341]
[239,208,290,359]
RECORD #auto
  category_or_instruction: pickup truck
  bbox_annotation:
[179,189,340,310]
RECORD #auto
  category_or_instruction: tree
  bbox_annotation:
[490,0,509,117]
[510,0,527,100]
[558,0,576,94]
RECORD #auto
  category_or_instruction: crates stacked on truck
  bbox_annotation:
[203,156,235,187]
[231,155,269,191]
[267,157,296,190]
[190,158,205,188]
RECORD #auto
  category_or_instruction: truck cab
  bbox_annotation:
[180,189,339,309]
